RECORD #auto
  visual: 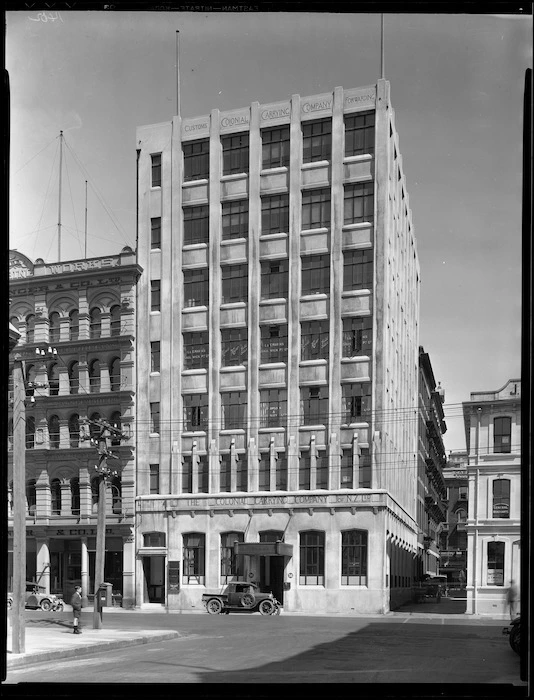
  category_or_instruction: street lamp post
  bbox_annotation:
[11,356,26,654]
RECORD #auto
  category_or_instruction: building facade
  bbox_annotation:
[463,379,521,617]
[439,450,468,588]
[135,80,421,614]
[8,248,141,607]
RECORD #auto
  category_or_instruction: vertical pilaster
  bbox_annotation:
[60,480,72,516]
[81,537,89,606]
[36,539,50,593]
[122,533,136,608]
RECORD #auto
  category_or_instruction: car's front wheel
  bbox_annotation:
[241,593,255,608]
[40,599,52,612]
[259,599,275,615]
[509,625,521,654]
[206,598,222,615]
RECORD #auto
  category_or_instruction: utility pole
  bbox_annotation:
[11,356,26,654]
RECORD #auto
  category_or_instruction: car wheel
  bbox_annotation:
[509,626,521,654]
[206,598,222,615]
[7,598,12,610]
[241,593,255,608]
[40,599,52,612]
[55,601,64,611]
[259,600,275,615]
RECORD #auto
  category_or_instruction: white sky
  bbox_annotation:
[6,9,532,455]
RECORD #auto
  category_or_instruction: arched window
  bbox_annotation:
[26,479,37,515]
[10,316,19,332]
[111,475,122,514]
[26,314,36,344]
[183,533,205,584]
[70,477,80,515]
[110,305,121,336]
[48,415,60,449]
[220,531,244,583]
[110,411,122,446]
[341,529,368,586]
[48,362,60,396]
[68,414,80,448]
[25,364,37,399]
[299,530,325,585]
[493,479,510,518]
[89,307,101,339]
[26,416,36,449]
[89,359,101,393]
[109,357,121,392]
[494,417,512,454]
[68,361,79,395]
[69,310,79,341]
[89,412,102,440]
[49,312,61,343]
[51,478,61,514]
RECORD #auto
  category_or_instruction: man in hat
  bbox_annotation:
[71,585,83,634]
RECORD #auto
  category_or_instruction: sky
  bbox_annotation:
[6,9,532,455]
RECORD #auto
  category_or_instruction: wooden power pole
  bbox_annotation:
[11,357,26,654]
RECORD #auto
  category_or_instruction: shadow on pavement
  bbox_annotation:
[394,596,467,615]
[26,616,72,628]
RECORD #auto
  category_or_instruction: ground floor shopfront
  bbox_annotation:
[135,491,419,615]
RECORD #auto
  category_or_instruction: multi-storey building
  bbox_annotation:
[417,347,447,579]
[463,379,521,617]
[135,79,421,614]
[8,247,141,607]
[439,451,468,588]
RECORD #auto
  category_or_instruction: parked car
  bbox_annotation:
[413,575,448,603]
[202,581,281,615]
[7,582,64,612]
[502,615,521,655]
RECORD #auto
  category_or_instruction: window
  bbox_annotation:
[183,205,209,246]
[342,316,372,356]
[89,359,101,393]
[143,532,166,548]
[89,413,101,441]
[220,453,231,493]
[301,254,330,295]
[259,453,270,491]
[151,153,162,187]
[149,464,160,495]
[183,533,206,584]
[198,455,209,493]
[89,308,101,339]
[344,182,374,224]
[494,417,512,454]
[110,476,121,514]
[343,249,373,291]
[221,391,247,430]
[26,479,37,515]
[222,133,249,175]
[151,280,161,312]
[68,414,80,448]
[68,361,79,395]
[276,454,287,490]
[110,357,121,391]
[458,486,468,501]
[150,402,160,434]
[222,264,248,304]
[221,327,248,367]
[184,268,209,307]
[183,394,209,431]
[299,454,311,490]
[150,342,161,373]
[345,112,375,157]
[182,455,193,494]
[262,126,290,169]
[70,478,80,515]
[51,479,61,515]
[110,305,121,336]
[341,530,368,585]
[261,194,289,235]
[302,188,331,230]
[222,199,249,240]
[26,314,35,344]
[151,217,161,249]
[260,324,288,364]
[48,415,60,449]
[69,310,79,341]
[260,389,287,428]
[487,541,505,586]
[183,139,209,181]
[493,479,510,518]
[301,386,328,425]
[299,531,325,585]
[109,412,122,446]
[456,509,467,523]
[237,454,248,492]
[220,531,244,583]
[342,383,372,423]
[48,362,59,396]
[49,312,60,343]
[340,448,353,488]
[183,331,209,369]
[316,451,328,489]
[301,320,329,360]
[359,447,371,488]
[261,259,289,300]
[302,119,331,163]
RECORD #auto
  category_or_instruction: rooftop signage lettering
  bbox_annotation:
[302,100,332,114]
[184,122,209,133]
[46,258,119,274]
[345,94,375,105]
[164,492,382,509]
[9,251,34,279]
[261,107,290,121]
[220,114,249,128]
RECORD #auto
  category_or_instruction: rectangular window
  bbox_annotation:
[221,532,244,583]
[183,533,205,584]
[151,217,161,249]
[182,456,193,493]
[494,417,512,454]
[151,280,161,312]
[150,402,160,434]
[344,112,375,157]
[198,454,209,493]
[261,194,289,235]
[183,268,209,308]
[262,126,290,169]
[299,455,311,490]
[237,454,248,492]
[492,479,511,518]
[302,254,330,295]
[221,327,248,367]
[261,259,289,300]
[183,139,209,182]
[259,453,270,491]
[302,119,331,163]
[183,205,209,246]
[149,464,160,495]
[487,541,505,586]
[222,133,249,175]
[183,331,209,369]
[341,530,368,585]
[301,320,329,361]
[220,453,231,493]
[151,153,161,187]
[300,386,328,426]
[316,451,328,490]
[299,531,325,585]
[359,447,371,488]
[221,391,247,430]
[260,324,288,364]
[342,383,372,424]
[344,182,374,224]
[342,316,373,357]
[222,264,248,304]
[302,188,331,230]
[183,394,209,431]
[260,389,287,428]
[276,454,287,490]
[340,448,353,488]
[222,199,249,240]
[343,249,373,291]
[150,341,161,373]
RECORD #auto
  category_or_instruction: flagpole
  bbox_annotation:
[176,30,181,118]
[380,14,385,80]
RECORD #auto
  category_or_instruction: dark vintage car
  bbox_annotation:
[202,581,280,615]
[502,615,521,655]
[412,575,447,603]
[7,582,64,612]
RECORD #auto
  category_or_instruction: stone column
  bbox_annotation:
[81,537,89,606]
[122,533,136,608]
[60,480,72,516]
[36,539,51,593]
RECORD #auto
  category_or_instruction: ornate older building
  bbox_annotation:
[8,248,141,607]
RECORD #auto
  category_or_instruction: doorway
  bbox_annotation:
[142,555,165,603]
[259,555,285,605]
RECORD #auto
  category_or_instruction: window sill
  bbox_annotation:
[300,359,328,366]
[182,368,208,375]
[182,179,209,187]
[219,429,246,435]
[221,237,248,245]
[260,166,288,176]
[221,302,247,309]
[183,243,208,251]
[182,430,207,437]
[182,305,208,313]
[343,154,373,164]
[301,160,330,169]
[298,425,326,431]
[301,227,329,236]
[340,356,370,362]
[342,223,374,231]
[259,362,287,369]
[260,298,287,305]
[300,293,328,301]
[221,172,249,181]
[258,427,286,433]
[259,232,288,241]
[342,421,371,429]
[341,289,371,297]
[220,365,247,372]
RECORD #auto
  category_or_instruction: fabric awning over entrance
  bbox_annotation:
[234,542,293,557]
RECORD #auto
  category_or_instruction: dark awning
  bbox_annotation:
[234,542,293,557]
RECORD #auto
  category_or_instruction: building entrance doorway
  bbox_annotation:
[259,555,285,605]
[142,555,165,603]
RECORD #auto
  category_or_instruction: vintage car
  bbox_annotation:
[412,575,447,603]
[7,582,64,612]
[502,615,521,655]
[202,581,280,615]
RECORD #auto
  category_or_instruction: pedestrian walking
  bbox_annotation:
[506,579,518,619]
[71,585,83,634]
